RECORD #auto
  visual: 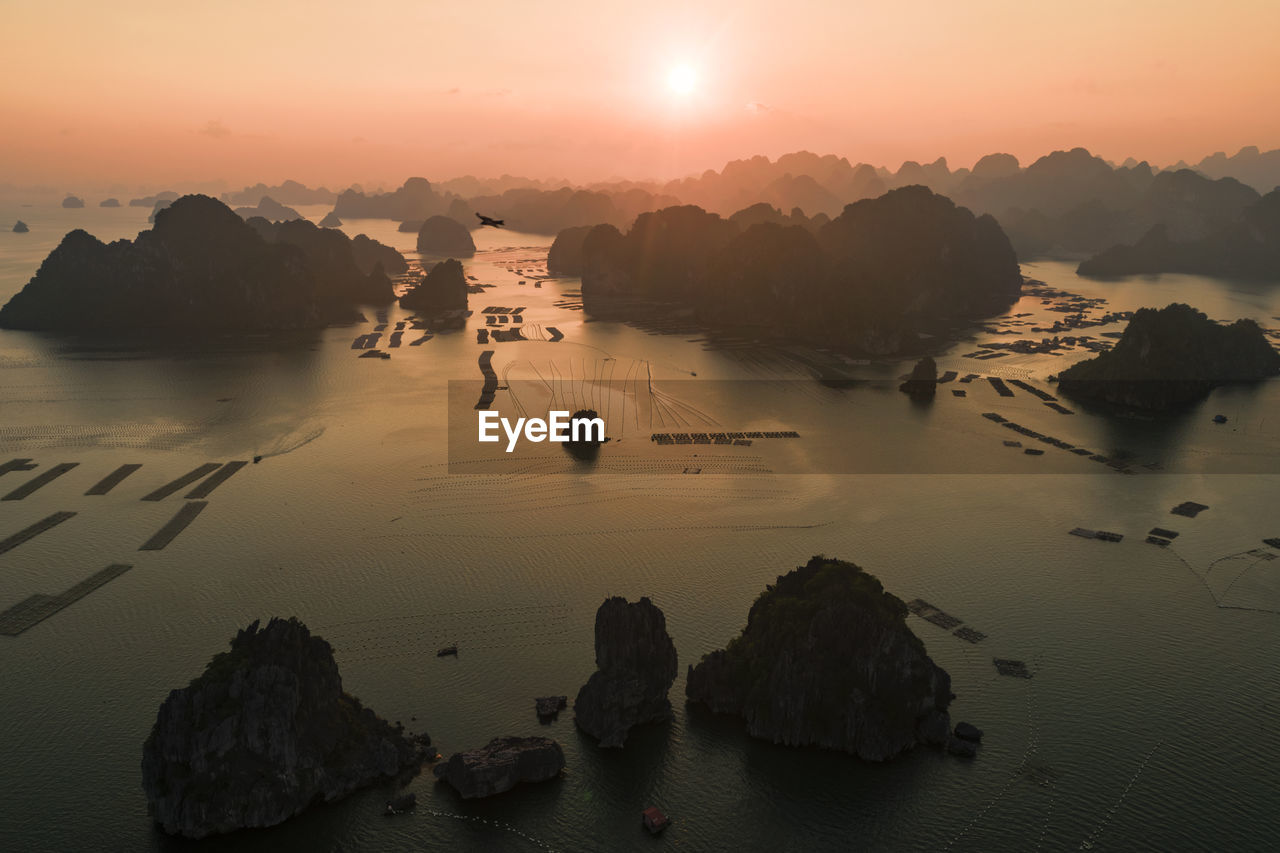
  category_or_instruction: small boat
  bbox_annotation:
[437,644,458,657]
[642,806,671,834]
[252,455,262,464]
[1213,414,1228,424]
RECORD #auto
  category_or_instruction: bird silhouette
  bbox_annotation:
[475,213,505,228]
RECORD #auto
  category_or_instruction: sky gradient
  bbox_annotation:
[4,0,1279,190]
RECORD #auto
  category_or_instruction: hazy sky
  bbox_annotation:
[4,0,1279,191]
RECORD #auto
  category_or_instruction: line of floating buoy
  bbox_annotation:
[1077,740,1162,850]
[420,808,562,851]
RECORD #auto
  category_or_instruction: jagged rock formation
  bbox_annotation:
[246,217,397,305]
[547,224,594,275]
[433,737,565,798]
[141,618,426,839]
[62,195,84,208]
[686,556,953,762]
[234,196,303,222]
[416,215,476,257]
[579,189,1021,354]
[0,195,382,331]
[574,597,678,747]
[400,258,468,312]
[350,233,408,276]
[319,211,342,228]
[12,220,28,233]
[1193,145,1280,194]
[129,191,179,208]
[223,180,336,206]
[1057,303,1280,410]
[1078,188,1280,279]
[333,177,449,221]
[899,356,938,399]
[99,198,121,207]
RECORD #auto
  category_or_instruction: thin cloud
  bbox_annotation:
[199,120,231,139]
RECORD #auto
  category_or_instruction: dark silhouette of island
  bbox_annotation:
[62,195,84,208]
[546,225,594,275]
[334,177,454,222]
[417,215,476,257]
[319,210,342,227]
[1057,303,1280,410]
[686,556,953,762]
[12,220,28,233]
[433,737,565,799]
[574,597,677,748]
[350,233,408,276]
[99,197,121,208]
[223,179,337,206]
[0,195,394,331]
[234,196,304,222]
[1192,145,1280,194]
[141,617,430,839]
[129,191,179,208]
[246,216,398,305]
[400,258,468,312]
[578,187,1021,354]
[1078,189,1280,279]
[899,356,938,399]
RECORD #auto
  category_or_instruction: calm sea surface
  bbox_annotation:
[1,200,1278,852]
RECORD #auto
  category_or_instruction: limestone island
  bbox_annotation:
[12,220,28,233]
[319,210,342,227]
[899,355,938,400]
[433,736,565,798]
[61,195,85,208]
[686,556,953,761]
[1057,302,1280,410]
[0,194,400,331]
[234,195,304,222]
[546,224,594,275]
[141,617,430,839]
[577,187,1021,355]
[99,197,121,207]
[417,215,476,257]
[574,596,677,747]
[400,258,468,313]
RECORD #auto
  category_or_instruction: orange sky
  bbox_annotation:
[3,0,1279,191]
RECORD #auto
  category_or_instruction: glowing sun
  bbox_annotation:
[667,64,697,96]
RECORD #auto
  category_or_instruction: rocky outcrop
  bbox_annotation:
[0,195,379,331]
[234,196,303,222]
[686,556,953,762]
[1078,188,1280,279]
[246,216,397,305]
[574,597,678,747]
[1057,303,1280,410]
[535,696,567,721]
[141,617,427,839]
[899,356,938,399]
[319,211,342,228]
[547,224,594,275]
[224,180,336,206]
[12,220,28,233]
[62,195,84,208]
[400,259,468,313]
[99,198,121,207]
[333,177,447,222]
[350,233,408,276]
[433,736,565,798]
[417,215,476,257]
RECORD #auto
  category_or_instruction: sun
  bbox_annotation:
[667,64,697,96]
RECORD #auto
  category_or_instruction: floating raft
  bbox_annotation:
[952,389,966,397]
[2,463,79,501]
[545,326,564,342]
[993,658,1032,678]
[1044,402,1075,414]
[938,370,958,383]
[410,334,433,346]
[185,461,248,499]
[1069,528,1122,542]
[389,331,404,347]
[140,463,221,502]
[1149,527,1179,539]
[1146,536,1172,547]
[1264,538,1280,549]
[987,377,1014,397]
[0,511,76,556]
[1008,379,1057,401]
[139,501,208,551]
[954,627,987,644]
[0,458,38,477]
[85,463,142,496]
[905,598,963,630]
[0,563,133,636]
[1171,501,1209,518]
[476,350,498,410]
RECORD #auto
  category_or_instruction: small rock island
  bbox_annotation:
[401,258,469,313]
[12,220,28,233]
[574,596,678,747]
[899,355,939,399]
[686,556,953,761]
[1057,302,1280,410]
[61,195,85,208]
[141,617,428,839]
[433,736,565,798]
[417,214,476,257]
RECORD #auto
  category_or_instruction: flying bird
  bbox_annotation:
[475,213,505,228]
